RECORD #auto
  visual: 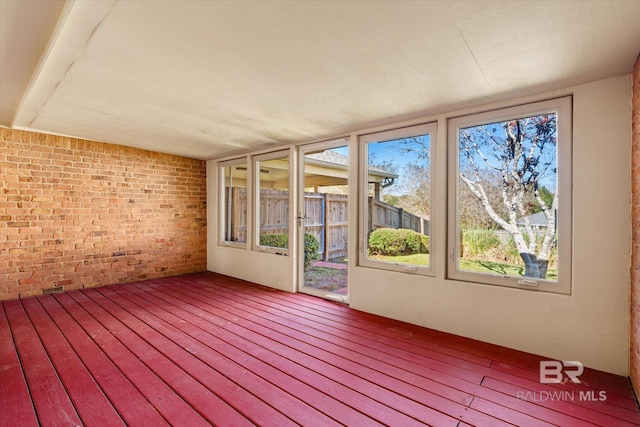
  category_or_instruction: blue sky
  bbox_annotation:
[326,137,430,195]
[326,124,557,196]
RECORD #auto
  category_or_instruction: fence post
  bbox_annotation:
[368,197,374,233]
[398,208,404,229]
[323,193,329,261]
[231,186,237,240]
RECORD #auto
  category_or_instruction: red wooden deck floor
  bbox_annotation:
[2,272,639,426]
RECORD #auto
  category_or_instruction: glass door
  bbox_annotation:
[297,140,349,302]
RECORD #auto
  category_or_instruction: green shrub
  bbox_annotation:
[259,233,288,249]
[503,236,522,265]
[259,232,320,269]
[420,235,430,253]
[461,229,501,256]
[368,228,429,256]
[304,233,320,269]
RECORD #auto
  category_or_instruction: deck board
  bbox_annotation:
[133,279,463,426]
[19,298,126,427]
[0,303,38,427]
[71,288,264,427]
[146,277,510,426]
[2,272,639,426]
[131,279,438,426]
[94,284,333,426]
[118,281,384,427]
[49,292,204,427]
[3,299,83,426]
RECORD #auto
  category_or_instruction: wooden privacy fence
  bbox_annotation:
[303,193,348,260]
[226,188,427,260]
[257,188,290,235]
[368,197,429,235]
[225,187,248,243]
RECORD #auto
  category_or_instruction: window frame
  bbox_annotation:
[219,157,249,248]
[447,96,573,294]
[253,149,293,255]
[358,122,437,276]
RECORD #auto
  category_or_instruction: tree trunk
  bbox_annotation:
[537,259,549,278]
[520,252,542,278]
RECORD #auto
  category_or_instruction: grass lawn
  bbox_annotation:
[304,266,347,291]
[460,258,558,280]
[369,253,430,266]
[369,254,558,280]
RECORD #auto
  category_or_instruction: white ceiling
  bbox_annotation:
[1,0,640,160]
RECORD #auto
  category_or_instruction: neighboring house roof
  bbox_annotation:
[517,212,548,227]
[255,149,398,189]
[306,150,398,179]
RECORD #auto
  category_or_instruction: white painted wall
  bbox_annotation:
[208,75,632,375]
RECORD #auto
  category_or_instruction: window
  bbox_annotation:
[359,123,436,275]
[220,158,248,246]
[447,97,572,293]
[254,150,291,254]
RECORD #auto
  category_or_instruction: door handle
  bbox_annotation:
[297,215,310,226]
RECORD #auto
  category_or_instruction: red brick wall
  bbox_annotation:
[0,129,207,300]
[632,54,640,391]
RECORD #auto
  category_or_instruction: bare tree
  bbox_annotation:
[388,136,431,218]
[459,114,558,278]
[398,162,430,218]
[392,136,430,161]
[458,167,505,229]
